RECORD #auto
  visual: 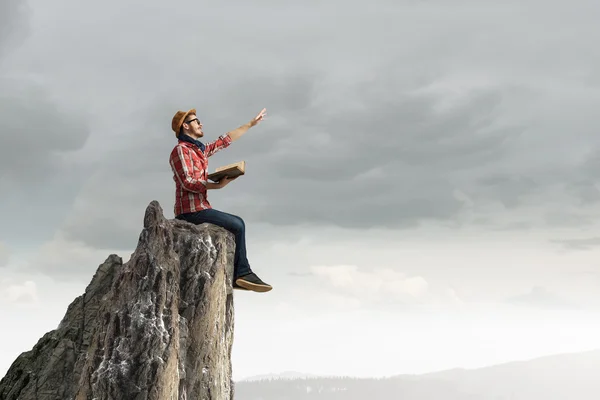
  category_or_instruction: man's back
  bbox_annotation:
[169,141,212,215]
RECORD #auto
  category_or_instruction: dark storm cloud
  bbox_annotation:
[474,174,539,209]
[0,81,90,183]
[0,0,92,243]
[215,79,524,229]
[566,151,600,204]
[0,0,30,57]
[7,0,600,254]
[0,0,90,185]
[56,66,523,253]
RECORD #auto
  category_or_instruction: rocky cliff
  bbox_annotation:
[0,201,238,400]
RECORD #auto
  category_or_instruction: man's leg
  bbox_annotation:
[176,209,272,292]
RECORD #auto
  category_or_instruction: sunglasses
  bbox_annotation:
[185,118,201,125]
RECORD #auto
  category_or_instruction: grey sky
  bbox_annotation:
[0,0,29,58]
[0,243,8,267]
[1,0,599,243]
[2,0,600,381]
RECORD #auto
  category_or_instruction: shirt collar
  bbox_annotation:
[178,133,205,152]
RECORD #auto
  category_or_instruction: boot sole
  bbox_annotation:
[235,280,273,292]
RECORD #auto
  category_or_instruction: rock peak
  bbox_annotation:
[0,201,237,400]
[143,200,167,229]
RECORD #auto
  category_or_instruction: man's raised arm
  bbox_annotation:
[203,108,267,158]
[227,108,267,142]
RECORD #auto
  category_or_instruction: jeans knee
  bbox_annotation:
[232,217,245,233]
[224,214,244,234]
[237,216,245,229]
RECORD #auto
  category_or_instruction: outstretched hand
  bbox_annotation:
[250,108,267,127]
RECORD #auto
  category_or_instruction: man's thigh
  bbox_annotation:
[178,209,241,231]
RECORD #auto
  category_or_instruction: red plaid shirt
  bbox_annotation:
[169,133,232,216]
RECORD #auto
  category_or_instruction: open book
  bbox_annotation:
[207,160,245,182]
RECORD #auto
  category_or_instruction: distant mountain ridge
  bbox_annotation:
[240,371,320,382]
[235,349,600,399]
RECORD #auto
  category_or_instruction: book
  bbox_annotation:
[207,160,245,182]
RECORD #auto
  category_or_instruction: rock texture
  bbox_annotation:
[0,201,237,400]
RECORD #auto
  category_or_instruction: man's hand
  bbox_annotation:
[249,108,267,127]
[206,176,238,190]
[217,176,238,188]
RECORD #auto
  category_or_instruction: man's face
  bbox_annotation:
[183,114,203,137]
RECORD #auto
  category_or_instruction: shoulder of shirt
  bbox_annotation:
[170,141,191,159]
[171,141,194,151]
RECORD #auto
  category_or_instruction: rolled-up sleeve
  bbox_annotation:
[170,145,207,194]
[204,133,232,158]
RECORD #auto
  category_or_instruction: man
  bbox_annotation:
[169,107,272,293]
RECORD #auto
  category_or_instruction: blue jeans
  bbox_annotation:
[176,209,252,278]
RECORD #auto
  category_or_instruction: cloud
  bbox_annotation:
[0,76,94,246]
[0,0,92,243]
[4,0,600,253]
[507,286,579,310]
[20,232,125,280]
[0,279,38,305]
[57,170,163,251]
[0,242,9,267]
[0,78,91,183]
[0,0,30,58]
[551,237,600,251]
[54,72,524,250]
[307,264,462,308]
[312,265,428,297]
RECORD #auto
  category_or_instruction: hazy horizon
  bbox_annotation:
[234,349,600,399]
[234,347,600,382]
[3,0,600,384]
